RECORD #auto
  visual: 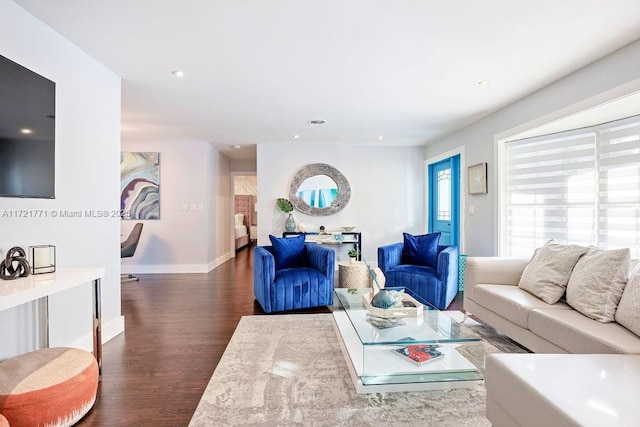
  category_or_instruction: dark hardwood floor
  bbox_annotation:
[78,246,463,426]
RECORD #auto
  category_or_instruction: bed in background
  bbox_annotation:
[234,213,249,250]
[234,195,256,250]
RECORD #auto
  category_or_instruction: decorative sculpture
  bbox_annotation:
[0,247,31,280]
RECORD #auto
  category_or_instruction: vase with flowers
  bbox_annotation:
[276,198,296,232]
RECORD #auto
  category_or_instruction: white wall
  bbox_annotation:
[120,141,233,273]
[0,0,122,358]
[257,144,424,264]
[425,39,640,257]
[231,158,257,172]
[208,144,233,268]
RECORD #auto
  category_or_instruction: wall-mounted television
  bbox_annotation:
[0,54,55,199]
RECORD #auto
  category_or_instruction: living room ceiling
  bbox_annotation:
[14,1,640,160]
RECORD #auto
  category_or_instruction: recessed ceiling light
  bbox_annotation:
[377,136,384,140]
[20,128,33,134]
[308,120,325,125]
[231,145,241,149]
[292,134,300,139]
[478,80,490,86]
[172,70,187,78]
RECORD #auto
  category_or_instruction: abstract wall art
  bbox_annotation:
[468,162,487,195]
[120,152,160,220]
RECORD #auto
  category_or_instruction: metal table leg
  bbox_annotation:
[92,278,102,380]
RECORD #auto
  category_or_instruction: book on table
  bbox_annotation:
[395,344,444,366]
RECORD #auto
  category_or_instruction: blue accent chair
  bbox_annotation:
[378,243,459,310]
[254,244,335,313]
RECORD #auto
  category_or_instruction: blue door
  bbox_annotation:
[428,156,460,247]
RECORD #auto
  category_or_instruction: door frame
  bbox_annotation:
[425,146,465,253]
[231,171,257,257]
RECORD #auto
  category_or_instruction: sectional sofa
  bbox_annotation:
[463,254,640,354]
[463,242,640,426]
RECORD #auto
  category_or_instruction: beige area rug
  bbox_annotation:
[189,313,526,427]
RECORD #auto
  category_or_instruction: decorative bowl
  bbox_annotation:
[362,291,424,318]
[342,226,355,232]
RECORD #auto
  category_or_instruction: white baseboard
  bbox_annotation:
[121,264,209,274]
[69,315,125,352]
[121,251,235,274]
[122,264,210,274]
[208,251,234,272]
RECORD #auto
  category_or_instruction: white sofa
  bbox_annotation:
[463,257,640,354]
[485,353,640,427]
[465,252,640,426]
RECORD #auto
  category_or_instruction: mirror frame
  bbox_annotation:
[289,163,351,216]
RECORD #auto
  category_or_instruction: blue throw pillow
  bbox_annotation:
[269,234,306,270]
[402,232,441,268]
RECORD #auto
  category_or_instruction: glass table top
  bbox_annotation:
[334,287,482,346]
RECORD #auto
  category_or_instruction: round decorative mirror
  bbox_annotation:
[289,163,351,216]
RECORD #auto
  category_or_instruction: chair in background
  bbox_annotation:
[121,222,143,282]
[254,235,335,313]
[378,232,459,310]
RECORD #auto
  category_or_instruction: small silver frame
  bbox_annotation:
[28,245,56,274]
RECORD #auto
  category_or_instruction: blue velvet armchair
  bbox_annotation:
[254,243,335,313]
[378,242,459,310]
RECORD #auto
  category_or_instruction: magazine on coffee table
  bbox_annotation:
[394,344,444,366]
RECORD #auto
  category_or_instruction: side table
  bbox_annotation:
[338,261,370,288]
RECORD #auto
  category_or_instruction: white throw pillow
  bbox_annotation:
[234,213,244,226]
[566,247,630,323]
[615,263,640,336]
[518,241,589,304]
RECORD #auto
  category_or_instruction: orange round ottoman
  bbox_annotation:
[0,347,98,427]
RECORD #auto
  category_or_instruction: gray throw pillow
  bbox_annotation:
[615,264,640,336]
[566,247,630,323]
[518,241,589,304]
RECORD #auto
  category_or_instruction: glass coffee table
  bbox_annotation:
[332,287,485,394]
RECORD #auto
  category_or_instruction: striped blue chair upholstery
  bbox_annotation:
[378,243,459,310]
[254,244,335,313]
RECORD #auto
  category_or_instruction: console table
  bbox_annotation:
[283,231,362,260]
[0,267,105,379]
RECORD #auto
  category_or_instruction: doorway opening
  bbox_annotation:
[233,175,257,252]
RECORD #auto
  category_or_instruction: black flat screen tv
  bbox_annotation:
[0,54,55,199]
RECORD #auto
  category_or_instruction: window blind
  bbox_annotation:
[503,115,640,258]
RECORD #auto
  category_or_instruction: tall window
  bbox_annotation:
[501,115,640,258]
[437,169,451,221]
